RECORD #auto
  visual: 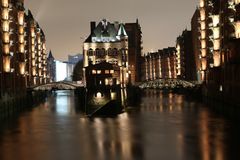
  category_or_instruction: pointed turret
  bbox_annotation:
[117,23,128,40]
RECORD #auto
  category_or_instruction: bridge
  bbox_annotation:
[31,81,84,91]
[138,79,196,89]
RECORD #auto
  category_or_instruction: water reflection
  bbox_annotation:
[0,90,239,160]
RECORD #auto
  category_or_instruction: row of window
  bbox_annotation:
[92,70,115,75]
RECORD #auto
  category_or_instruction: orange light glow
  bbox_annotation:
[3,56,11,72]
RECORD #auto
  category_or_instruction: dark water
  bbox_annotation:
[0,90,239,160]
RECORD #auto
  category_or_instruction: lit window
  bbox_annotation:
[3,44,9,54]
[200,8,205,21]
[110,70,114,74]
[200,0,204,7]
[3,32,9,43]
[19,26,24,34]
[2,20,9,32]
[105,70,110,74]
[212,15,219,27]
[234,21,240,39]
[213,39,220,50]
[200,22,206,30]
[97,70,101,74]
[18,11,24,25]
[2,0,8,7]
[19,62,25,75]
[213,27,220,39]
[213,52,221,67]
[92,70,96,74]
[3,56,11,72]
[19,44,24,53]
[2,8,9,20]
[19,35,24,43]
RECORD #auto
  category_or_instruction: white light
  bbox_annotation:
[56,61,67,81]
[96,92,102,98]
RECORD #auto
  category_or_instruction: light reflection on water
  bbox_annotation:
[0,90,239,160]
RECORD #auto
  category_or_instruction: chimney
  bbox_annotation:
[90,21,96,33]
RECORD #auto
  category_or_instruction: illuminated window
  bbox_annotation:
[200,22,206,30]
[110,70,114,74]
[201,58,207,70]
[105,79,109,85]
[201,40,206,49]
[213,39,220,50]
[2,0,8,7]
[96,92,103,98]
[32,60,36,66]
[3,56,11,72]
[235,0,240,4]
[31,38,35,44]
[201,31,206,39]
[213,27,220,39]
[19,62,25,75]
[19,26,24,34]
[32,67,36,76]
[31,45,35,52]
[200,0,204,7]
[97,70,101,74]
[213,52,221,67]
[31,28,35,37]
[200,8,205,21]
[92,70,96,74]
[19,35,24,43]
[105,70,110,74]
[3,44,9,54]
[2,8,8,20]
[2,20,9,32]
[3,32,9,43]
[234,21,240,39]
[212,15,219,27]
[18,11,24,25]
[19,44,24,53]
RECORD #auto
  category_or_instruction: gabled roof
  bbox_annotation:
[85,19,128,43]
[117,23,128,37]
[47,50,54,59]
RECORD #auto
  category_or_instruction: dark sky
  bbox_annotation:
[25,0,199,61]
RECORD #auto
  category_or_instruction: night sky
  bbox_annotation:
[25,0,199,61]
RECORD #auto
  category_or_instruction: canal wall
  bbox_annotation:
[0,90,47,120]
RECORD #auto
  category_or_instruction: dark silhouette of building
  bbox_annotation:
[176,29,196,81]
[191,8,201,82]
[47,51,56,82]
[125,19,143,84]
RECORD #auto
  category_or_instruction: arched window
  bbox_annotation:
[87,49,93,56]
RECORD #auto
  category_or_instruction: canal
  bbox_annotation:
[0,90,239,160]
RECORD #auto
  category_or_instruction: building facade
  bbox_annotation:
[191,8,202,82]
[83,19,129,87]
[0,0,48,98]
[176,29,197,81]
[143,47,177,81]
[194,0,240,106]
[125,19,143,84]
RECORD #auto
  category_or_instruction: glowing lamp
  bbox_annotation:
[96,92,102,98]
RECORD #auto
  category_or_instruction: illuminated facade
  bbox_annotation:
[0,0,48,98]
[195,0,240,82]
[194,0,240,106]
[83,19,129,87]
[143,47,177,81]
